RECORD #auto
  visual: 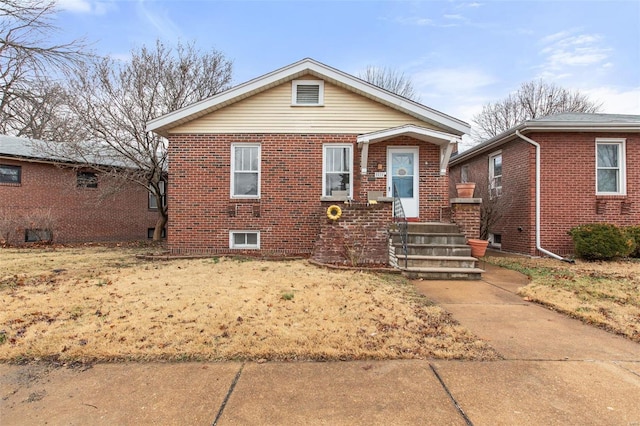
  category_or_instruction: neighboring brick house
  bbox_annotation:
[0,135,158,244]
[147,58,469,257]
[449,113,640,258]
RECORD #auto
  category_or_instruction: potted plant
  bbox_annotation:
[467,238,489,257]
[456,182,476,198]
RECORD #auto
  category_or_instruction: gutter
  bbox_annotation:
[514,130,575,263]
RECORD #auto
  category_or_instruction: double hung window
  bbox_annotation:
[323,144,352,198]
[596,139,626,195]
[489,152,502,197]
[231,144,260,198]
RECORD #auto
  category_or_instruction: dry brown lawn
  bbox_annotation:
[0,246,498,363]
[486,255,640,342]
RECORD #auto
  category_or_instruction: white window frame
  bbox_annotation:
[231,143,261,198]
[322,144,353,199]
[488,151,502,198]
[292,80,324,106]
[229,231,260,249]
[596,138,626,195]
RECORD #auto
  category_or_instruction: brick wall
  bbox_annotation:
[450,200,481,240]
[534,131,640,256]
[167,133,451,255]
[311,202,392,265]
[450,131,640,257]
[0,159,158,244]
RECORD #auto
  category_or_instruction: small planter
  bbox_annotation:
[467,238,489,257]
[456,182,476,198]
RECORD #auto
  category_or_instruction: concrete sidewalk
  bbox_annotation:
[1,264,639,425]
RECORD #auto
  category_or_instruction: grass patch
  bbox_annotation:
[0,247,499,363]
[486,256,640,342]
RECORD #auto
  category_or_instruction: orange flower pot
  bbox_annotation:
[468,238,489,257]
[456,182,476,198]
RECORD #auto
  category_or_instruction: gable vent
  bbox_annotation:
[296,84,320,104]
[292,80,324,106]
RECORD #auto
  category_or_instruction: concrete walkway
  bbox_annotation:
[1,264,639,425]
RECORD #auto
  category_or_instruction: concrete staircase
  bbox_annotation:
[389,222,484,280]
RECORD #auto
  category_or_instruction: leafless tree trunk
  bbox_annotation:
[0,0,88,136]
[42,40,232,240]
[358,65,420,101]
[472,80,601,141]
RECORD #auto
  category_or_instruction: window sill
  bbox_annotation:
[596,194,627,199]
[321,196,351,202]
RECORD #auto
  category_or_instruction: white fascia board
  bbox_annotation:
[146,58,470,137]
[357,124,461,146]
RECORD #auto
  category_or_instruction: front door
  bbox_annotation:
[387,147,419,218]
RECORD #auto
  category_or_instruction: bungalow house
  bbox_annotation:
[449,113,640,258]
[147,58,484,278]
[0,135,158,244]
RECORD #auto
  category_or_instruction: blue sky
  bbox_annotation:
[54,0,640,129]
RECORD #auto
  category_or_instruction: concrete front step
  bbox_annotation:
[401,267,484,280]
[395,244,472,257]
[404,255,478,269]
[390,233,468,246]
[406,222,461,234]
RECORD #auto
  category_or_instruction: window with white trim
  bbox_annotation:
[0,164,21,184]
[229,231,260,249]
[489,152,502,197]
[323,144,353,198]
[596,138,626,195]
[231,144,260,198]
[292,80,324,106]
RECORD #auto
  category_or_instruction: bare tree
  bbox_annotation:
[473,80,601,140]
[0,0,88,135]
[358,65,420,101]
[46,40,232,241]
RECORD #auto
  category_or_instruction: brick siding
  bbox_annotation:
[311,202,392,265]
[167,133,450,255]
[450,131,640,256]
[0,159,158,244]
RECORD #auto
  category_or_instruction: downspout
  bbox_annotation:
[514,130,575,263]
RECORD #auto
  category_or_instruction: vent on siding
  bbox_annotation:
[296,84,320,104]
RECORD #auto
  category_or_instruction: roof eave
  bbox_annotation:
[450,121,640,165]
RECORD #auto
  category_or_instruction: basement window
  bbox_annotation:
[25,229,53,243]
[230,231,260,249]
[292,80,324,106]
[147,228,166,239]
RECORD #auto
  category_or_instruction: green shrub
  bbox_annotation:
[624,226,640,258]
[568,223,635,261]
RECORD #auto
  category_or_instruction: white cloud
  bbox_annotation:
[413,68,496,94]
[57,0,113,15]
[135,0,182,40]
[537,29,611,80]
[583,86,640,115]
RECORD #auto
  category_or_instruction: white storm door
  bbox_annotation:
[387,147,419,218]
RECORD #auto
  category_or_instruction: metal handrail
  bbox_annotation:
[392,184,408,269]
